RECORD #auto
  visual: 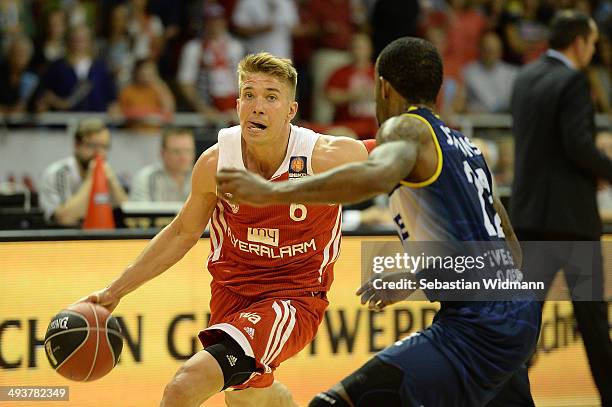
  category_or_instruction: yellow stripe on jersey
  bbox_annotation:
[406,105,441,119]
[399,112,443,188]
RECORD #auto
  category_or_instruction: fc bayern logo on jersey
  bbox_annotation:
[289,156,307,179]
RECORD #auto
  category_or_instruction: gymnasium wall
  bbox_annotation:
[0,237,605,406]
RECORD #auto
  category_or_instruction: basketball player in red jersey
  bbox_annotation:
[81,52,368,407]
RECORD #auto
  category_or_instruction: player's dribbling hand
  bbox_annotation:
[356,271,414,311]
[216,169,274,206]
[76,287,121,313]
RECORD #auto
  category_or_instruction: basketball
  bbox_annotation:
[44,302,123,381]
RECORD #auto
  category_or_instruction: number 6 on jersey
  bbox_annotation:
[290,203,307,221]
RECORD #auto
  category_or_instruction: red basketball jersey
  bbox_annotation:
[208,125,342,298]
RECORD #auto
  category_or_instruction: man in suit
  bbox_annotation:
[511,10,611,405]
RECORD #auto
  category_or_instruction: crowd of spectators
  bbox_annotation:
[0,0,608,125]
[0,0,610,228]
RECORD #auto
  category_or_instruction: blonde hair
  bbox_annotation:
[237,52,298,98]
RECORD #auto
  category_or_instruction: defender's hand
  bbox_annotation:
[356,271,414,311]
[216,169,275,206]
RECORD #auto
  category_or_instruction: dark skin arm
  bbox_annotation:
[492,195,522,269]
[216,115,431,205]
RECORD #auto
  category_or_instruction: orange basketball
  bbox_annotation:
[44,302,123,381]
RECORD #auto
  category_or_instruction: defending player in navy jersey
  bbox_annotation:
[218,37,541,406]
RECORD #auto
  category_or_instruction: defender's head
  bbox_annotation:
[375,37,443,124]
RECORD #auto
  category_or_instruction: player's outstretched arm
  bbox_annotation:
[82,146,219,312]
[217,115,430,205]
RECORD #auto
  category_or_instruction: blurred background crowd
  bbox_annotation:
[0,0,610,230]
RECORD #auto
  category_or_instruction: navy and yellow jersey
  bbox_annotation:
[379,109,541,407]
[390,106,505,244]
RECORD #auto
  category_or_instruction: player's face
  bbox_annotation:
[237,73,297,145]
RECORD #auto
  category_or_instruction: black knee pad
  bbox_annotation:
[308,390,351,407]
[205,336,256,390]
[341,357,408,407]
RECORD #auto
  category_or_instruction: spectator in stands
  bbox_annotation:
[483,0,505,32]
[147,0,184,79]
[63,0,93,28]
[370,0,420,58]
[130,128,195,202]
[31,8,67,74]
[496,0,551,65]
[127,0,165,61]
[0,34,38,114]
[291,0,318,120]
[425,25,462,121]
[148,0,182,44]
[35,24,117,112]
[442,0,488,78]
[232,0,297,58]
[99,4,134,89]
[309,0,356,123]
[119,58,175,130]
[178,3,243,121]
[0,0,33,44]
[324,32,377,139]
[218,0,239,21]
[39,119,127,226]
[462,31,518,113]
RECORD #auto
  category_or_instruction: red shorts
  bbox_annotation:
[198,282,328,389]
